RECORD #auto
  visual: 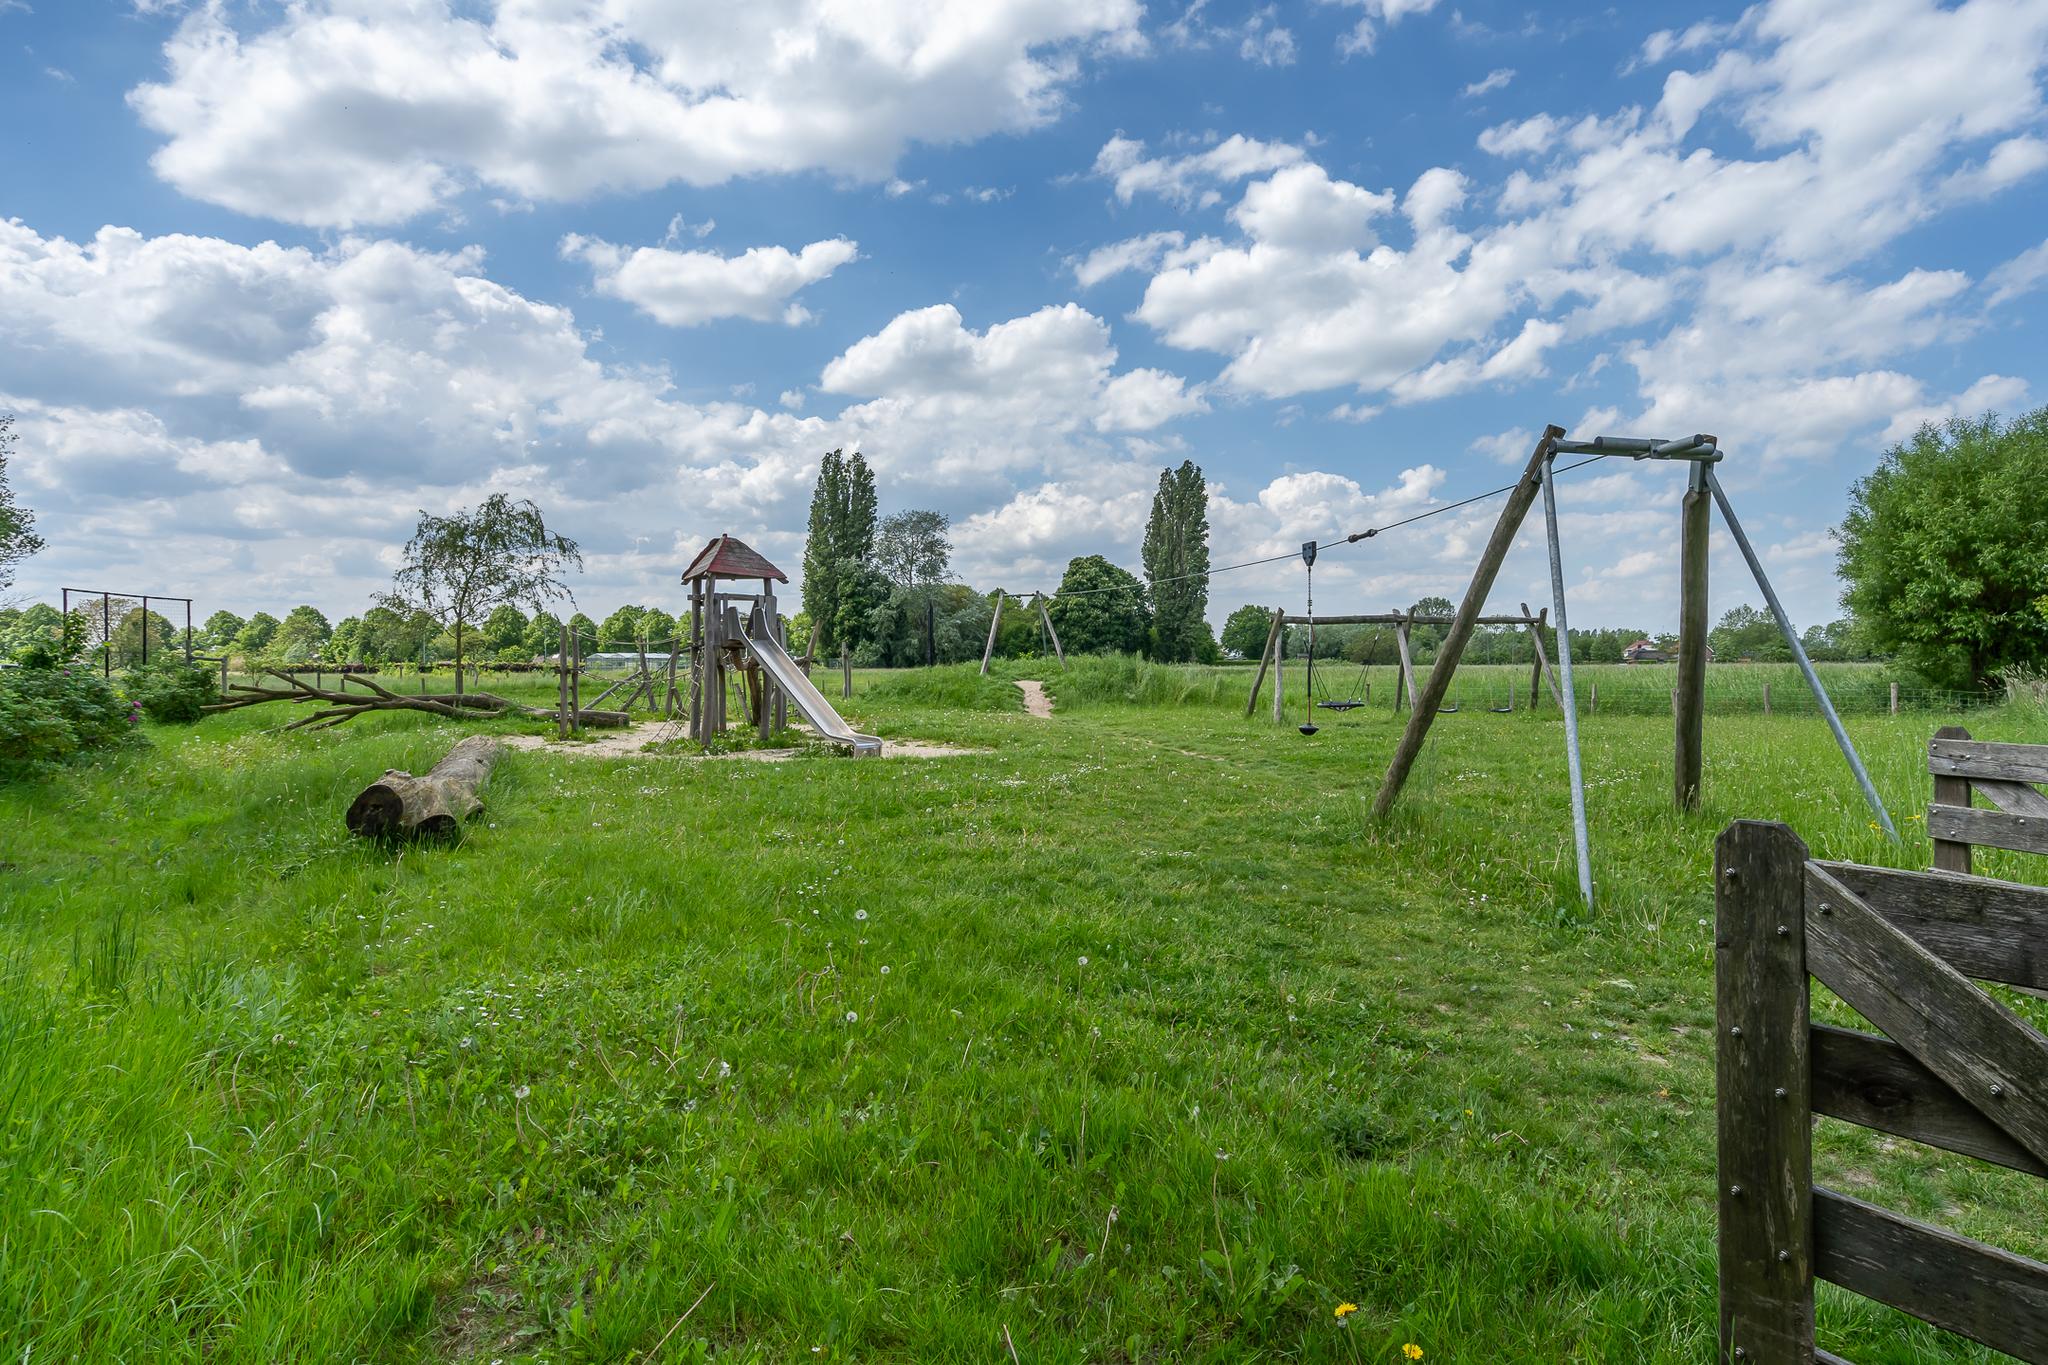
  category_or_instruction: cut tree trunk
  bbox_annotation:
[346,735,503,839]
[203,670,628,730]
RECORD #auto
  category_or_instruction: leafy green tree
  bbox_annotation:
[327,616,363,663]
[1142,461,1209,662]
[380,494,581,695]
[1047,556,1149,656]
[598,605,644,649]
[109,608,178,666]
[200,610,245,650]
[566,612,598,656]
[524,611,563,656]
[273,605,332,662]
[1220,604,1276,659]
[834,562,893,657]
[234,612,280,658]
[1838,409,2048,689]
[1800,618,1872,662]
[2,602,62,659]
[801,449,877,654]
[874,510,952,590]
[0,415,45,594]
[483,604,528,652]
[1708,604,1789,662]
[637,607,678,647]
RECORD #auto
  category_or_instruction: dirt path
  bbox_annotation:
[502,723,981,762]
[1015,680,1054,718]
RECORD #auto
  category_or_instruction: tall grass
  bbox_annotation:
[0,664,2038,1359]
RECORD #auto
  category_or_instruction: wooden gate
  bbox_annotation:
[1716,819,2048,1363]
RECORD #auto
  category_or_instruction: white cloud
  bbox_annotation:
[1987,236,2048,306]
[1461,68,1513,97]
[129,0,1144,227]
[561,234,858,327]
[1070,230,1187,287]
[1092,132,1306,208]
[1327,0,1442,59]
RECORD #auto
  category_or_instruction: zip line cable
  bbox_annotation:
[1038,451,1617,602]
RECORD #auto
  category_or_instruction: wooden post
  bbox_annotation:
[1763,683,1772,716]
[1394,620,1417,714]
[1244,608,1287,717]
[980,592,1006,676]
[773,615,789,733]
[1676,464,1711,811]
[1715,820,1815,1362]
[1038,595,1067,670]
[556,624,570,739]
[570,629,582,735]
[1590,680,1597,713]
[1932,724,1974,875]
[841,644,851,699]
[1890,681,1900,715]
[1375,428,1561,818]
[1273,621,1285,723]
[759,585,778,741]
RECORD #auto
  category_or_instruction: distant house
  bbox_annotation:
[1622,638,1714,664]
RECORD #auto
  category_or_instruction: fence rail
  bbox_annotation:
[1715,817,2048,1363]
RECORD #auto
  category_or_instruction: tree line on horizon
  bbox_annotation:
[4,410,2046,691]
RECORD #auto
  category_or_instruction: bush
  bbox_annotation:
[124,659,221,723]
[0,666,141,779]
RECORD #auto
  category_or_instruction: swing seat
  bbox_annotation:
[1316,700,1366,712]
[1437,704,1461,714]
[1298,722,1320,736]
[1489,705,1514,714]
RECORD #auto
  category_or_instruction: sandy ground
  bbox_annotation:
[501,722,980,762]
[1015,679,1054,717]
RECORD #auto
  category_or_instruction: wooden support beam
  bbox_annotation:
[1394,622,1417,714]
[1811,1023,2048,1176]
[1244,608,1286,718]
[1375,427,1561,818]
[1716,820,1816,1363]
[980,591,1005,676]
[1038,595,1067,670]
[1676,464,1711,811]
[1521,602,1563,710]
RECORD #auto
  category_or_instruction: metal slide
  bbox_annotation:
[741,620,883,756]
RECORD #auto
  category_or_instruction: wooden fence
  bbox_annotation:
[1930,724,2048,875]
[1715,818,2048,1362]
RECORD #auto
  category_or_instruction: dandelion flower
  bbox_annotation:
[855,909,868,921]
[513,1084,531,1101]
[1403,1345,1424,1360]
[1333,1302,1358,1320]
[845,1010,858,1023]
[1078,956,1089,967]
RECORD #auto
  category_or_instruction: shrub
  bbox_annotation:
[123,659,220,723]
[0,666,141,779]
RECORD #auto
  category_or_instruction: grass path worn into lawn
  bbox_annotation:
[0,658,2043,1362]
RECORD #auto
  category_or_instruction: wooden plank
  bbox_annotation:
[1374,427,1560,818]
[1804,862,2048,1168]
[1931,736,2048,786]
[1244,608,1286,717]
[1814,1350,1854,1365]
[1932,724,1974,874]
[1817,861,2048,990]
[1978,778,2048,818]
[1929,802,2048,857]
[1811,1023,2048,1176]
[1038,595,1067,670]
[1675,475,1711,811]
[1717,820,1817,1363]
[1814,1187,2048,1360]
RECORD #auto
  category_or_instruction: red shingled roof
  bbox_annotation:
[682,534,788,583]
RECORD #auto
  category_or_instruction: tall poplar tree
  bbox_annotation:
[1141,460,1210,663]
[800,449,877,650]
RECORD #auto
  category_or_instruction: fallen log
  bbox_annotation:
[203,670,628,731]
[346,735,504,839]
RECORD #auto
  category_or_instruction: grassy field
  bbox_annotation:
[2,656,2044,1361]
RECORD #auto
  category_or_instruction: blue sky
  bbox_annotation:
[3,0,2046,634]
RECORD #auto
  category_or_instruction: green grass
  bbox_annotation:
[1,660,2044,1360]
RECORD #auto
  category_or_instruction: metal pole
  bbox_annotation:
[140,595,149,666]
[103,594,111,678]
[1704,466,1897,840]
[1540,454,1595,912]
[185,600,193,664]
